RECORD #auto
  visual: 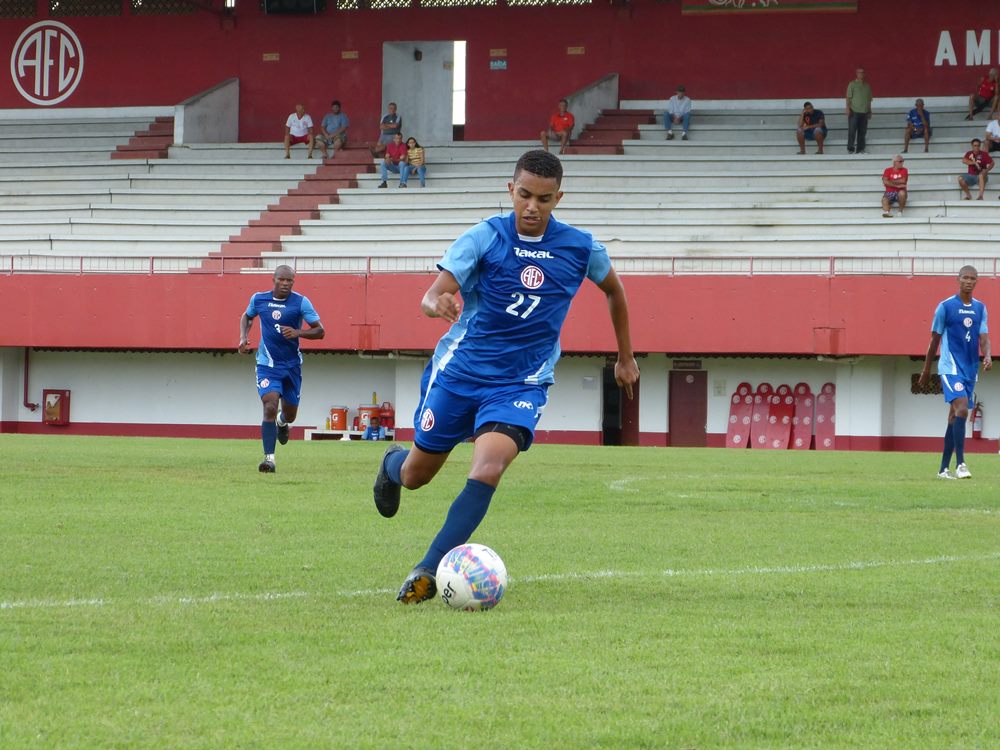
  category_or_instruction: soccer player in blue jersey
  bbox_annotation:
[372,150,641,604]
[918,265,992,479]
[239,265,325,473]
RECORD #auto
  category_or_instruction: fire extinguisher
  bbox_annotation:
[972,400,983,440]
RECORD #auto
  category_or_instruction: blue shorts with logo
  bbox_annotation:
[940,373,976,405]
[413,364,548,453]
[255,363,302,405]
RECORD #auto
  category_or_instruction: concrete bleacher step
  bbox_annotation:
[1,102,996,272]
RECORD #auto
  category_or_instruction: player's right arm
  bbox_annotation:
[238,313,254,353]
[421,270,462,323]
[919,331,943,388]
[238,295,258,353]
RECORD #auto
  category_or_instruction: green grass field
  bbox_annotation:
[2,434,999,749]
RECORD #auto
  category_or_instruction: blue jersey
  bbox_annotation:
[245,290,320,368]
[432,212,611,390]
[906,108,931,130]
[931,294,988,381]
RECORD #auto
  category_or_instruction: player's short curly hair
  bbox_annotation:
[514,149,563,186]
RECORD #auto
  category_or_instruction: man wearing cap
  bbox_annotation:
[664,85,693,141]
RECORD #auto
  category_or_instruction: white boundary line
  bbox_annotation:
[3,551,998,611]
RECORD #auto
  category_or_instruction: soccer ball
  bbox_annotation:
[436,543,508,611]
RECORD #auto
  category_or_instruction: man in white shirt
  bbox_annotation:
[284,103,315,159]
[664,85,693,141]
[985,116,1000,156]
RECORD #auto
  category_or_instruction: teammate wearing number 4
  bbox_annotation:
[373,149,640,604]
[239,265,325,473]
[918,266,992,480]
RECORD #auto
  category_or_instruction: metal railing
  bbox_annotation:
[1,254,997,277]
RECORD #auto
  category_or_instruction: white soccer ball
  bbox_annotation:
[436,543,508,611]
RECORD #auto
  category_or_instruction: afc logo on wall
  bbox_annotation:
[10,21,84,106]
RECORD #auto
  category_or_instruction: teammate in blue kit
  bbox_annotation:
[918,265,992,479]
[239,265,325,473]
[373,150,640,604]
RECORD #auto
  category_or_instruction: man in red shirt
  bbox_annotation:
[958,138,995,200]
[540,99,575,154]
[881,155,908,218]
[966,68,998,120]
[377,133,410,188]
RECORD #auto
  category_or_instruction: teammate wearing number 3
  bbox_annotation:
[239,265,325,474]
[372,149,640,604]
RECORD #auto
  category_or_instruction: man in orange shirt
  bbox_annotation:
[540,99,574,154]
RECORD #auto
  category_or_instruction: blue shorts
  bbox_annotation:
[940,373,975,405]
[802,127,827,141]
[413,364,548,453]
[961,173,987,187]
[883,190,902,204]
[255,363,302,405]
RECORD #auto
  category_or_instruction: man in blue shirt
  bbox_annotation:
[796,101,827,155]
[903,98,932,154]
[918,265,992,479]
[372,150,641,604]
[239,265,325,473]
[362,415,387,441]
[317,99,349,159]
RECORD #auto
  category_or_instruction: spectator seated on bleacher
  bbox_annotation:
[958,138,994,201]
[405,137,427,187]
[377,133,409,188]
[795,102,827,155]
[284,103,315,160]
[985,116,1000,155]
[317,99,349,159]
[965,68,998,121]
[664,85,692,141]
[903,99,932,154]
[881,155,908,218]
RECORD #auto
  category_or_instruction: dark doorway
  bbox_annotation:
[668,370,707,447]
[602,364,640,446]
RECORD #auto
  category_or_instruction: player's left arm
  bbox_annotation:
[981,305,991,370]
[289,319,325,340]
[596,267,640,399]
[281,297,325,340]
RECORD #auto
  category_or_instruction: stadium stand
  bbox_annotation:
[266,98,1000,274]
[2,98,999,277]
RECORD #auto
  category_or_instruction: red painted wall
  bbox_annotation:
[7,273,994,356]
[0,0,994,141]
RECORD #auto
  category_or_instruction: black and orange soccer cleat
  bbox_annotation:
[396,567,437,604]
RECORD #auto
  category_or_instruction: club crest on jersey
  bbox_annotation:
[520,265,544,290]
[259,378,270,388]
[963,317,974,328]
[420,408,435,431]
[271,310,282,320]
[955,382,965,391]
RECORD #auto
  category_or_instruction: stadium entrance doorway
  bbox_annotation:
[668,370,707,447]
[381,41,459,143]
[602,363,639,446]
